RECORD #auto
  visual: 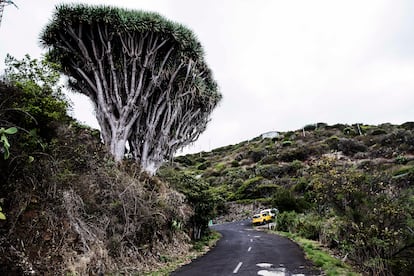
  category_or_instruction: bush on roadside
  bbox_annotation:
[271,188,308,212]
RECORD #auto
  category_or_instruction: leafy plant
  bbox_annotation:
[282,140,293,147]
[158,168,222,240]
[5,54,68,123]
[0,127,17,159]
[309,158,414,275]
[272,189,307,212]
[4,54,69,145]
[235,176,263,199]
[0,206,6,220]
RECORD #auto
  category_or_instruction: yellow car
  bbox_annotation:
[252,212,272,225]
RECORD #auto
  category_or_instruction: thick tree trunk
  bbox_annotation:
[111,131,128,162]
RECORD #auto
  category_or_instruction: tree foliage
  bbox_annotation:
[3,54,69,140]
[41,4,221,174]
[309,158,414,275]
[0,54,70,184]
[157,167,221,240]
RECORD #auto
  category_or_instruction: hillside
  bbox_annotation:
[164,122,414,275]
[1,55,413,274]
[0,54,224,275]
[0,80,202,275]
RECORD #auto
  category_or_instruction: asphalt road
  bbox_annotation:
[171,220,320,276]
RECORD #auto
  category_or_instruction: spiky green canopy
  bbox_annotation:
[42,4,203,56]
[41,4,219,98]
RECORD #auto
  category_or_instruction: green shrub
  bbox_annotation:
[253,183,280,198]
[279,146,309,162]
[174,155,195,166]
[256,162,303,179]
[272,189,306,212]
[259,154,279,164]
[248,149,267,162]
[307,143,330,156]
[290,160,303,171]
[276,211,299,232]
[214,162,225,171]
[192,231,221,252]
[371,128,387,136]
[293,177,309,193]
[197,161,210,170]
[282,140,293,147]
[303,124,317,131]
[395,155,408,165]
[157,169,222,240]
[195,157,206,163]
[316,122,328,129]
[2,56,70,150]
[401,121,414,130]
[295,213,322,240]
[255,165,282,179]
[326,123,346,130]
[337,138,367,156]
[236,176,263,199]
[377,130,413,150]
[343,126,356,136]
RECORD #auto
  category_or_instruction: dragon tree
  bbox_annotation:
[41,4,221,174]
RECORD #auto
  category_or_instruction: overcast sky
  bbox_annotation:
[1,0,414,154]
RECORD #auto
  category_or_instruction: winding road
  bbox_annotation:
[171,220,320,276]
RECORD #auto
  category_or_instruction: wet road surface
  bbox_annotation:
[171,220,320,276]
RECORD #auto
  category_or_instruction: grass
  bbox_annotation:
[143,231,221,276]
[274,231,361,276]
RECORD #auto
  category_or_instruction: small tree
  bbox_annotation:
[157,167,221,240]
[4,54,69,140]
[41,4,221,174]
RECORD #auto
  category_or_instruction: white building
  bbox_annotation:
[261,131,279,139]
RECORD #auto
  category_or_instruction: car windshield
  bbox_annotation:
[253,214,261,218]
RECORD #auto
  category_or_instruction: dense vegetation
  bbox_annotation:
[166,123,414,275]
[0,55,212,275]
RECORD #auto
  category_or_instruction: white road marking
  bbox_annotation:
[257,265,285,276]
[248,246,252,252]
[250,239,253,242]
[256,263,274,268]
[233,262,243,274]
[257,269,285,276]
[254,235,261,238]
